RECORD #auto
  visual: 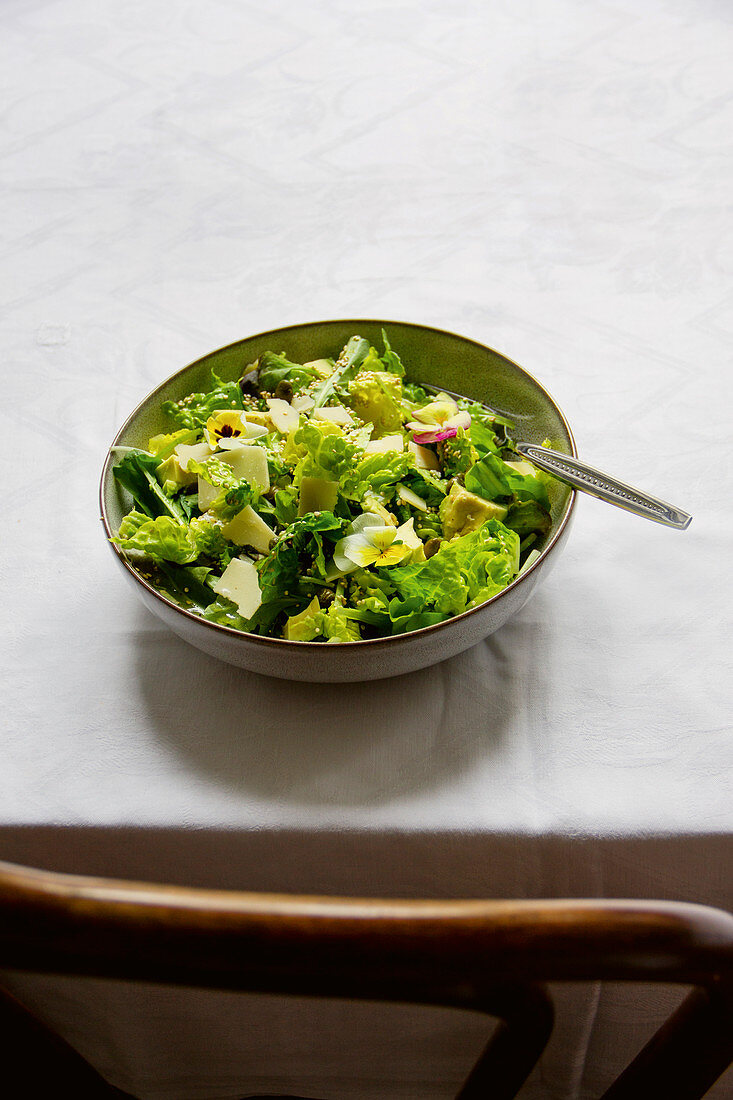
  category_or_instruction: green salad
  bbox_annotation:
[111,332,554,642]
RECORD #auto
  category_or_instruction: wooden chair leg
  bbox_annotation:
[456,984,555,1100]
[0,983,133,1099]
[601,983,733,1100]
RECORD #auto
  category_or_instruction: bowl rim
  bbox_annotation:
[100,317,577,650]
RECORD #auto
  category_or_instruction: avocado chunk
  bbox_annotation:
[283,596,322,641]
[440,482,508,539]
[156,455,197,488]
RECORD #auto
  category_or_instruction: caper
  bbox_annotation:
[274,379,294,403]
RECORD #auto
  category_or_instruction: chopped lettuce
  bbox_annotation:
[113,511,198,564]
[258,351,327,394]
[386,520,520,621]
[291,421,359,485]
[257,512,347,608]
[438,427,478,478]
[113,511,235,569]
[380,328,406,378]
[147,428,198,459]
[162,369,243,429]
[283,594,362,642]
[188,517,235,567]
[342,449,414,502]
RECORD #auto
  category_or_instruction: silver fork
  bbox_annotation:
[514,442,692,530]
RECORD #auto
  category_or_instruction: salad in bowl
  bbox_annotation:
[109,331,556,645]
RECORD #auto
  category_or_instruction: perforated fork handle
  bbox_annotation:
[516,443,692,530]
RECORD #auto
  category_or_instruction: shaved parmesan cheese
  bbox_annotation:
[408,440,440,471]
[291,393,315,413]
[504,459,536,477]
[197,475,219,512]
[175,441,213,470]
[397,484,428,511]
[212,557,262,619]
[221,506,275,554]
[218,444,270,490]
[312,405,354,427]
[364,433,404,455]
[266,398,300,435]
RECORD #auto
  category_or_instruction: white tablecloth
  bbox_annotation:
[2,1,732,1097]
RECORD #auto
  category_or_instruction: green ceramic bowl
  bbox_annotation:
[100,320,576,682]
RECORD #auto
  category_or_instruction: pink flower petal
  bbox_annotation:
[413,427,458,444]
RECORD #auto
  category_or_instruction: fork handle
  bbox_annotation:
[515,443,692,530]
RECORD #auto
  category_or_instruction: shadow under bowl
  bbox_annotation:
[100,319,576,682]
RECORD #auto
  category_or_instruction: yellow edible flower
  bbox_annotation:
[205,410,248,446]
[333,514,420,573]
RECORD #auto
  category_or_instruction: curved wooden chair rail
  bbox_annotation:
[0,859,731,1100]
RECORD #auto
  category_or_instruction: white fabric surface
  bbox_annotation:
[1,0,732,1097]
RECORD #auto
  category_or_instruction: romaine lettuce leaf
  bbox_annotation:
[464,452,512,501]
[113,511,192,560]
[467,419,501,458]
[112,449,186,522]
[386,597,445,635]
[380,329,406,378]
[311,336,370,408]
[113,512,198,563]
[113,511,236,569]
[188,517,235,567]
[273,485,299,526]
[464,452,551,509]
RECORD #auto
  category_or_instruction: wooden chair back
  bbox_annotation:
[0,859,731,1099]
